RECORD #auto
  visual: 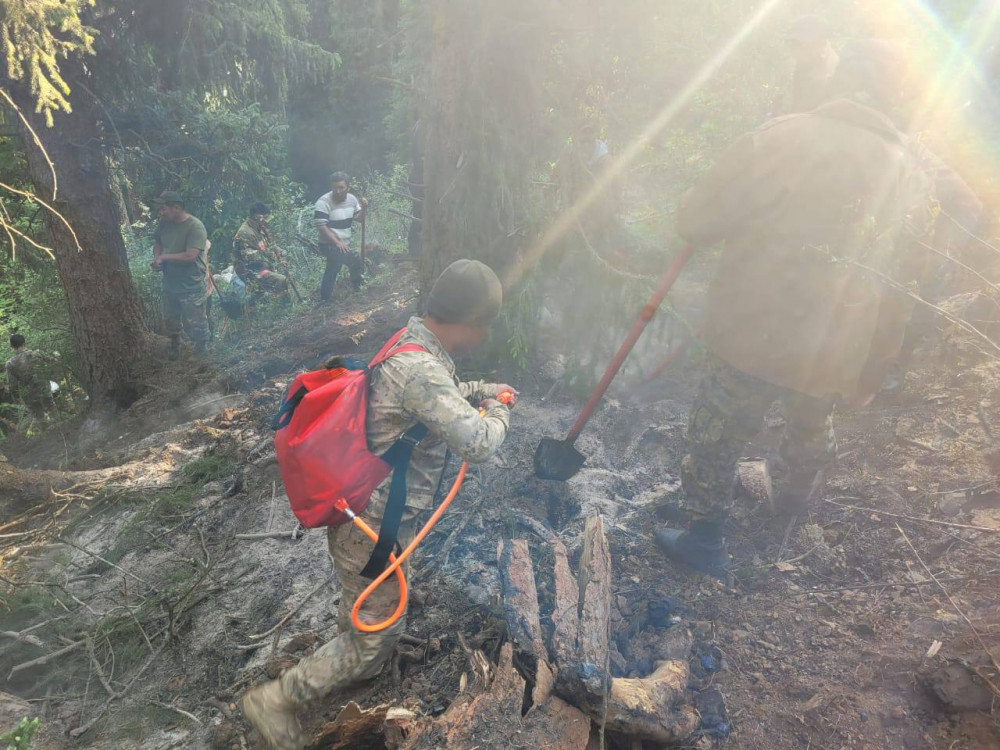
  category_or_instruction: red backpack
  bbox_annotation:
[273,330,428,568]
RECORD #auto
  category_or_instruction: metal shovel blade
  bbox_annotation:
[534,437,587,481]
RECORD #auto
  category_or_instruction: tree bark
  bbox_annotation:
[10,77,150,409]
[417,1,551,296]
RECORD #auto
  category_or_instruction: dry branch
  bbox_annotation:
[234,529,304,541]
[149,700,203,725]
[895,523,1000,679]
[70,640,169,738]
[57,536,150,586]
[0,630,45,648]
[826,498,1000,533]
[8,638,85,680]
[248,572,333,640]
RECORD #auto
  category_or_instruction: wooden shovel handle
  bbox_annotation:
[565,243,694,443]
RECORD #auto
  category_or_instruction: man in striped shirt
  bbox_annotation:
[314,171,368,304]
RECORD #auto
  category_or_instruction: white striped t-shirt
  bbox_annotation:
[314,192,361,244]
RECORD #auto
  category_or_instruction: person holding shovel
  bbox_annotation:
[314,171,368,305]
[654,41,955,576]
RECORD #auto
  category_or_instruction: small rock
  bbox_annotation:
[750,672,766,683]
[264,656,298,679]
[925,663,994,712]
[692,621,713,639]
[463,584,490,607]
[282,632,318,654]
[696,688,729,735]
[817,626,833,638]
[938,492,969,517]
[730,629,752,641]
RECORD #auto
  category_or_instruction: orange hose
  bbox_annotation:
[350,392,512,634]
[351,461,469,633]
[346,515,409,632]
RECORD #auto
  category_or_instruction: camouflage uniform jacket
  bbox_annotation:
[4,349,49,402]
[233,220,272,274]
[677,97,938,400]
[367,316,510,510]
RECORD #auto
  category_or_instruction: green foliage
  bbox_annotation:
[288,0,403,190]
[93,451,234,568]
[495,283,539,371]
[1,585,67,632]
[0,717,38,750]
[357,164,418,256]
[93,0,338,110]
[0,0,94,124]
[182,453,236,484]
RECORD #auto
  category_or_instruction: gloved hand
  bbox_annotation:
[494,384,519,408]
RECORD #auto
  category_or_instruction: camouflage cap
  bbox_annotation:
[152,190,184,206]
[426,259,503,327]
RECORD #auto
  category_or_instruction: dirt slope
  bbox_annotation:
[2,268,999,749]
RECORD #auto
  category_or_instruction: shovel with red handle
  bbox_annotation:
[534,243,695,481]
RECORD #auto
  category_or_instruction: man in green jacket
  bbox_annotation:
[655,42,965,576]
[151,191,210,359]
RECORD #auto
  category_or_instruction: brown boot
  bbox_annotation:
[240,680,305,750]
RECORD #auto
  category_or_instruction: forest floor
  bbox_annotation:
[1,260,1000,750]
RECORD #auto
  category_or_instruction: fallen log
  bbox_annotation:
[576,516,612,669]
[499,518,699,745]
[318,516,697,749]
[498,538,555,703]
[312,702,417,750]
[553,518,698,743]
[401,643,590,750]
[549,535,580,669]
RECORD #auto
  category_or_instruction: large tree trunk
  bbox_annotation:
[417,1,551,296]
[11,79,150,409]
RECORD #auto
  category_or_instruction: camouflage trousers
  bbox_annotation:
[680,355,836,521]
[279,493,419,703]
[21,386,55,421]
[163,289,209,345]
[252,269,288,295]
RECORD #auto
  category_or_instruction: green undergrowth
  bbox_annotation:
[0,717,39,750]
[1,451,237,697]
[89,453,235,570]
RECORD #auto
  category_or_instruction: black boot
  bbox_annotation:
[654,518,730,577]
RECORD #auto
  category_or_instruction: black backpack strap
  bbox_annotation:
[272,386,307,430]
[360,421,429,579]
